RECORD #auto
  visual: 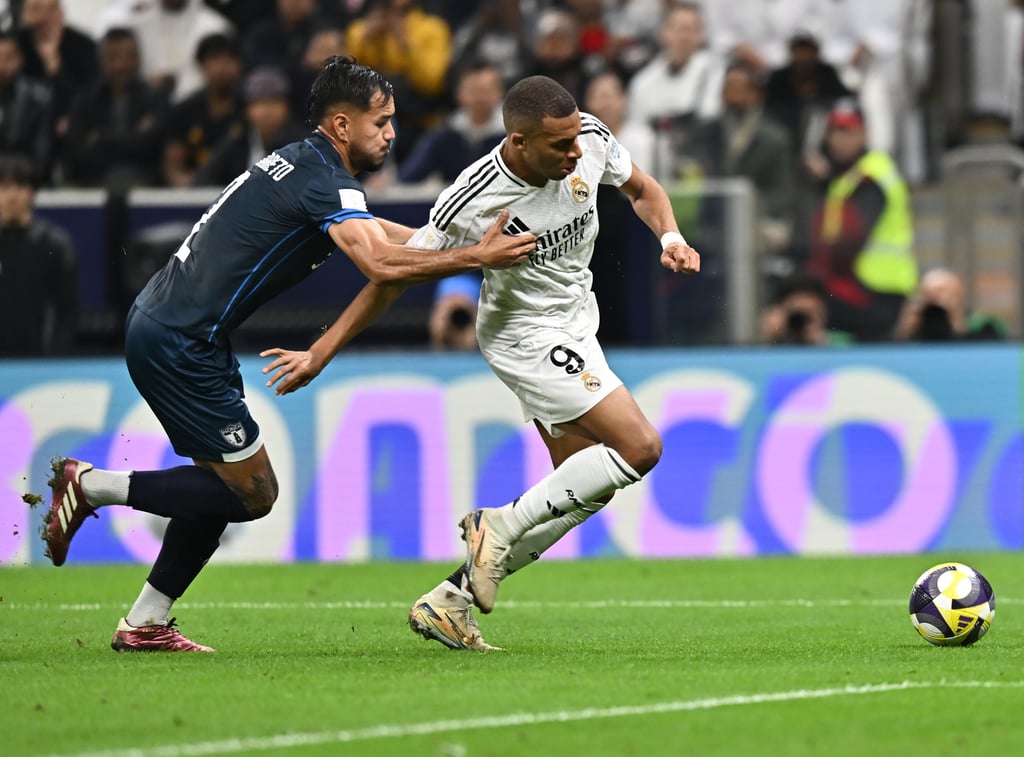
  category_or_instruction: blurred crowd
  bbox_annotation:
[0,0,1017,355]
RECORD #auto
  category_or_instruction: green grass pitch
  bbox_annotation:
[3,553,1023,756]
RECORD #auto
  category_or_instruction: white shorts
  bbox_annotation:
[481,328,623,437]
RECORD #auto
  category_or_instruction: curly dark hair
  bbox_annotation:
[307,56,395,124]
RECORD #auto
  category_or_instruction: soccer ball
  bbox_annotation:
[909,562,995,646]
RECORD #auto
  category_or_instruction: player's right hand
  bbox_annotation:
[260,348,324,395]
[476,209,536,269]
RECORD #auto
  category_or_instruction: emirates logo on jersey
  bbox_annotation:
[526,207,596,267]
[569,176,590,203]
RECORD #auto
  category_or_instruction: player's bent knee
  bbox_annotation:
[248,483,279,520]
[242,494,275,520]
[237,469,279,520]
[626,429,662,477]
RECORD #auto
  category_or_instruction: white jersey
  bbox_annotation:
[409,113,634,346]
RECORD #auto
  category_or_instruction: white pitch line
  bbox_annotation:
[43,680,1024,757]
[0,597,945,611]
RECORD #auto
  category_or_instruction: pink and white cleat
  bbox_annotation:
[41,457,97,566]
[110,617,215,653]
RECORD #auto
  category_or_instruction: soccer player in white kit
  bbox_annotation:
[400,75,700,650]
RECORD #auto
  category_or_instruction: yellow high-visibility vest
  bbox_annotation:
[822,150,916,295]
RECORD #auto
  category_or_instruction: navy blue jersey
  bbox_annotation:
[134,132,373,344]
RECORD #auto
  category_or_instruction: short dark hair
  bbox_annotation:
[724,60,764,89]
[774,272,827,304]
[458,59,502,82]
[584,67,626,94]
[502,75,577,134]
[195,32,240,65]
[307,55,394,123]
[102,27,138,48]
[0,153,38,188]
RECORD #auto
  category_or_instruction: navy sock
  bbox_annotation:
[147,517,228,600]
[446,565,467,589]
[127,466,254,522]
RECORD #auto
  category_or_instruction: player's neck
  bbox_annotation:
[500,141,546,188]
[314,126,357,175]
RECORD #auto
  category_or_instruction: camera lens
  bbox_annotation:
[786,310,810,334]
[917,304,954,341]
[449,306,473,329]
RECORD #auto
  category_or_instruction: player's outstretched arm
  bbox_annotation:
[376,217,417,244]
[261,281,406,395]
[619,164,700,275]
[328,210,535,285]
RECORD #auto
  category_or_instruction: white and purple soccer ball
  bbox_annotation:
[909,562,995,646]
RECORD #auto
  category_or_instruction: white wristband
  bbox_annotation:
[660,231,687,250]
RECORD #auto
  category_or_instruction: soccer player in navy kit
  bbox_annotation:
[39,57,535,652]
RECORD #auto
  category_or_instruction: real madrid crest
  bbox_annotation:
[569,175,590,203]
[580,371,602,392]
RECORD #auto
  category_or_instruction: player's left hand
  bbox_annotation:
[260,348,324,395]
[661,242,700,275]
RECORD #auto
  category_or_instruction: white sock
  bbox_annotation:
[505,500,605,574]
[440,579,473,602]
[498,445,639,541]
[126,581,173,627]
[79,468,131,506]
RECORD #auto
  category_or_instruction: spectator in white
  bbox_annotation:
[963,0,1015,125]
[702,0,826,74]
[817,0,932,183]
[602,0,663,78]
[1011,0,1024,144]
[96,0,232,102]
[397,60,505,185]
[626,2,724,182]
[584,68,656,175]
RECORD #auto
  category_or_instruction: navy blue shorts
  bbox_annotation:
[124,305,262,462]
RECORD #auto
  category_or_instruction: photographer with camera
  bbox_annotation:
[760,272,852,346]
[428,271,481,351]
[893,267,1006,342]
